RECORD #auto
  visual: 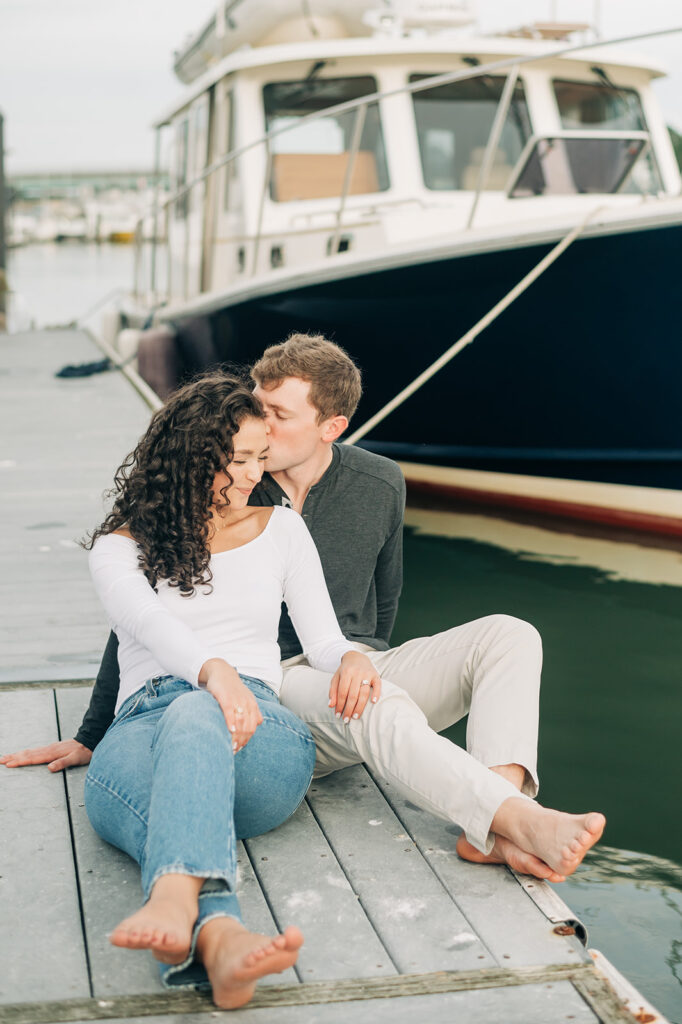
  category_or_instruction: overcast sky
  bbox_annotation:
[1,0,680,174]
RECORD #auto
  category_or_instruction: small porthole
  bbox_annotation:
[327,234,352,255]
[237,246,246,272]
[270,244,284,268]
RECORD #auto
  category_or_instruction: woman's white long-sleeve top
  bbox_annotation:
[89,506,356,712]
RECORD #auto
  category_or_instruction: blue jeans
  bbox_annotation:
[84,675,315,988]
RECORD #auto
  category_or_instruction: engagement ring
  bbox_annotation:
[235,706,245,714]
[360,679,371,686]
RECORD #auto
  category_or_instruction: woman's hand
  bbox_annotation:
[0,738,92,772]
[200,658,263,752]
[328,651,382,724]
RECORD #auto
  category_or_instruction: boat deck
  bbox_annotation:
[0,330,655,1023]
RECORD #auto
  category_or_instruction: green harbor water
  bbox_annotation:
[395,505,682,1021]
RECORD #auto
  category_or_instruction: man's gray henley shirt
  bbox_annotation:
[252,442,406,659]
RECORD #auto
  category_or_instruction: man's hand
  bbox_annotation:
[329,651,382,724]
[200,658,263,752]
[0,739,92,772]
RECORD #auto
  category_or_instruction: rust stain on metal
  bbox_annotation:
[552,925,576,936]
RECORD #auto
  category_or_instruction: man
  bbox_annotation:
[2,334,603,878]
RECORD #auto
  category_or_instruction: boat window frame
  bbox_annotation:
[190,94,211,217]
[173,115,190,219]
[408,71,533,192]
[222,84,238,211]
[261,73,391,203]
[551,77,662,193]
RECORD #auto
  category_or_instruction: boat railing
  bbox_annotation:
[132,24,682,307]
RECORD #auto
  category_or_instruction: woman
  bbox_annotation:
[83,372,382,1009]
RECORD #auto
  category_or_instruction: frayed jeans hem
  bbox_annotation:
[160,911,242,990]
[144,867,234,902]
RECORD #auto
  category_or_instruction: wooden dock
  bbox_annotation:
[0,329,664,1023]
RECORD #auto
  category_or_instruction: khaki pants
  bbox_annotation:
[280,614,541,854]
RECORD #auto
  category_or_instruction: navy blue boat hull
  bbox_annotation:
[203,220,681,491]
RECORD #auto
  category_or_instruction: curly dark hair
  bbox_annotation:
[84,371,265,595]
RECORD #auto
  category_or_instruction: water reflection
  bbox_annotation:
[557,846,682,1022]
[404,506,682,586]
[396,503,682,1021]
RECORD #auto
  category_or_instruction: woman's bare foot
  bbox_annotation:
[110,874,201,965]
[198,917,304,1010]
[455,833,566,882]
[493,800,606,878]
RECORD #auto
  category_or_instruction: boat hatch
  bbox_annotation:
[553,77,662,192]
[508,132,651,198]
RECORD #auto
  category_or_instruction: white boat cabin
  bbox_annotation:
[147,1,681,308]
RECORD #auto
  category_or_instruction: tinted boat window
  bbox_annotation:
[554,79,645,131]
[509,136,647,197]
[263,76,389,201]
[553,79,661,192]
[410,74,532,191]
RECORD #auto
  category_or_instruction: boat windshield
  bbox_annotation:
[263,76,390,201]
[553,79,661,193]
[409,74,532,191]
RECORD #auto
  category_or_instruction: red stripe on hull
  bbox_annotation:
[405,479,682,538]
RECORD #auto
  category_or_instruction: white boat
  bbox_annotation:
[124,1,682,536]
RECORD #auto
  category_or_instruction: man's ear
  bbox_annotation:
[321,415,349,443]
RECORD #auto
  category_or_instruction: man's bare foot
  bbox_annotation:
[493,800,606,878]
[198,917,303,1010]
[110,875,202,965]
[455,833,566,882]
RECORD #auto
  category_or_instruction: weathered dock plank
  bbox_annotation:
[373,773,592,968]
[55,689,163,997]
[2,964,621,1024]
[0,329,149,675]
[0,690,90,1002]
[245,800,396,981]
[20,980,600,1024]
[0,686,645,1022]
[306,766,495,973]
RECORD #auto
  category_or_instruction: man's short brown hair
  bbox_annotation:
[251,333,362,422]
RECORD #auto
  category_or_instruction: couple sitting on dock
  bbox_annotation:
[1,334,605,1010]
